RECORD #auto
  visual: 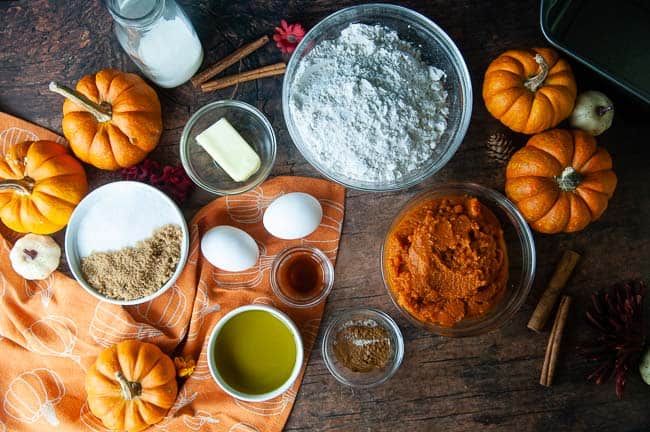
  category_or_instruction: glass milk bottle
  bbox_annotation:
[106,0,204,88]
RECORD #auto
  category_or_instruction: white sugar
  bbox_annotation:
[76,183,182,257]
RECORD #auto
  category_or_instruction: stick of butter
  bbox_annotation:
[196,118,261,182]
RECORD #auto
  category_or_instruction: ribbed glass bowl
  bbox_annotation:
[282,3,472,192]
[381,183,536,337]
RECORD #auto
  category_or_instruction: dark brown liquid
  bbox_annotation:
[277,253,324,301]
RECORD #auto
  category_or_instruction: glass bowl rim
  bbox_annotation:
[321,307,405,387]
[380,182,537,337]
[270,245,335,308]
[281,3,473,192]
[180,99,277,196]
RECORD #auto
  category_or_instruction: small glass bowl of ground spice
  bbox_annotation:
[322,308,404,387]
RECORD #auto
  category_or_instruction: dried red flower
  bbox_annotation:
[121,159,194,205]
[579,280,646,399]
[273,20,305,54]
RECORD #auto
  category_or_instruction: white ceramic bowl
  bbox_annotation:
[207,304,304,402]
[65,181,189,306]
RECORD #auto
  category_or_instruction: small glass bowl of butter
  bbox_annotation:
[180,100,277,195]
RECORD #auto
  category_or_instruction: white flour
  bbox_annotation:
[289,23,449,183]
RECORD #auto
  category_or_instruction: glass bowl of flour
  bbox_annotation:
[283,4,472,191]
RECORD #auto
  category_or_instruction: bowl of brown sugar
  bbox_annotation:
[65,181,189,305]
[322,308,404,387]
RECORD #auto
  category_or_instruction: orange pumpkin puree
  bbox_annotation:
[384,196,508,327]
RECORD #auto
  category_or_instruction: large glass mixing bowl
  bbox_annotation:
[282,4,473,191]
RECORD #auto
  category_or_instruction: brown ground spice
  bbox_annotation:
[81,224,182,301]
[333,320,391,372]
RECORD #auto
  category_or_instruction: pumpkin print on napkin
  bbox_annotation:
[0,119,346,432]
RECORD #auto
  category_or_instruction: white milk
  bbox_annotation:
[111,0,203,88]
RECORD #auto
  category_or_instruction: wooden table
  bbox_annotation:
[1,0,649,430]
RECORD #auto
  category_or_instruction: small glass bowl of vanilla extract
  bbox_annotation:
[271,246,334,308]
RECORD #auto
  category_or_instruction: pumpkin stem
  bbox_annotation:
[597,105,614,116]
[23,249,38,259]
[556,167,583,191]
[524,54,549,92]
[115,372,142,400]
[0,177,35,194]
[48,81,112,123]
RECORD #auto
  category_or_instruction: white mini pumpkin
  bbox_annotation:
[569,90,614,136]
[9,234,60,280]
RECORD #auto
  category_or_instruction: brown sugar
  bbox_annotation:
[333,320,391,372]
[80,224,182,301]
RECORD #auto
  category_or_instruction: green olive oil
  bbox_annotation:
[213,310,297,395]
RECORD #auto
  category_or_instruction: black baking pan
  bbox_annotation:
[540,0,650,104]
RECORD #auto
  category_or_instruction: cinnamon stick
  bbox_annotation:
[539,300,559,385]
[540,295,572,386]
[191,35,270,87]
[200,62,286,93]
[527,250,580,332]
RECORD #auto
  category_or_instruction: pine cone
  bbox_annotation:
[486,132,515,164]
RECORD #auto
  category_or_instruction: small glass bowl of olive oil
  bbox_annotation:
[270,246,334,308]
[207,305,304,401]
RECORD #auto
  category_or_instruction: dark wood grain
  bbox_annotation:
[1,1,649,431]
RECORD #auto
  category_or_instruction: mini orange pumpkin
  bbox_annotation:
[505,129,616,233]
[85,340,178,432]
[0,140,88,234]
[483,48,577,134]
[50,69,162,171]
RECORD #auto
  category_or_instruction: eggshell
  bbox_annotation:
[201,226,259,272]
[263,193,323,240]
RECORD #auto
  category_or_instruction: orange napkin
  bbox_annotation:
[0,114,346,432]
[0,112,65,147]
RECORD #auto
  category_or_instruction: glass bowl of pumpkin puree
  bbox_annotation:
[381,183,536,337]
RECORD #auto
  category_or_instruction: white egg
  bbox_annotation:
[200,226,259,272]
[263,192,323,240]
